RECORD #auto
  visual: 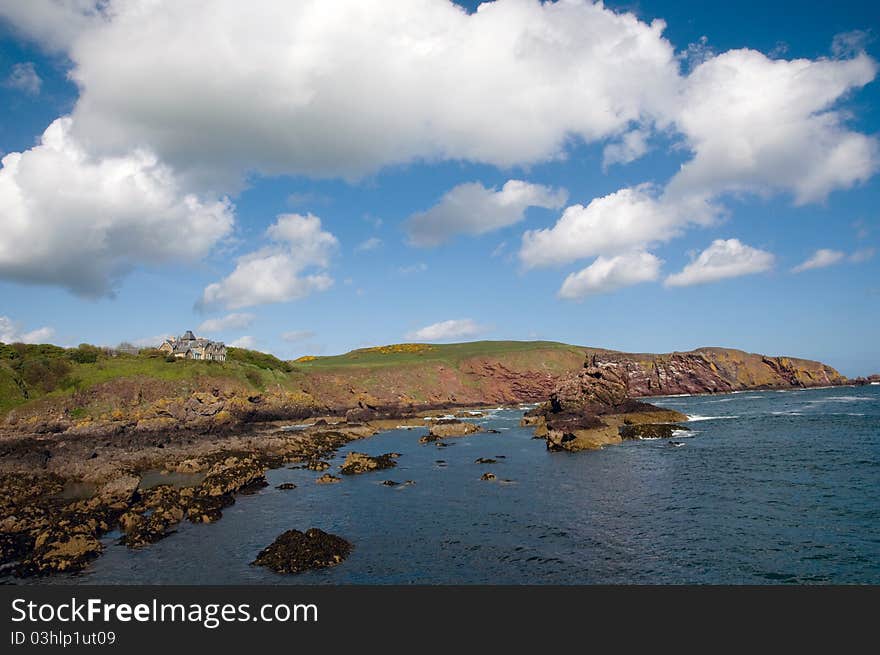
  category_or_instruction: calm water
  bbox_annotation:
[29,385,880,584]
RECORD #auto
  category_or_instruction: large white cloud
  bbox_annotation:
[665,238,774,287]
[405,318,487,341]
[0,118,234,297]
[667,49,878,204]
[558,251,661,300]
[0,316,54,344]
[407,180,567,246]
[2,0,680,185]
[201,213,338,309]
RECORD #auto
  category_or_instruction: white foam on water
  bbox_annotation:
[771,411,802,416]
[672,429,694,438]
[686,414,739,421]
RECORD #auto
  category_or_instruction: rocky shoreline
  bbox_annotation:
[0,344,863,579]
[0,405,507,578]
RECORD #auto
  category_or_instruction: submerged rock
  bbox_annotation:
[338,451,399,475]
[315,473,341,484]
[480,472,496,481]
[619,423,689,440]
[276,483,297,490]
[251,528,352,574]
[474,457,498,464]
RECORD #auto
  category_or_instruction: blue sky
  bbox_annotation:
[0,0,878,376]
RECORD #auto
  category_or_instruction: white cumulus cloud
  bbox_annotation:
[791,249,846,273]
[558,251,662,300]
[407,180,568,246]
[201,213,337,309]
[0,316,55,344]
[2,0,681,184]
[0,118,234,297]
[519,186,717,269]
[405,318,487,342]
[197,313,255,333]
[665,238,774,287]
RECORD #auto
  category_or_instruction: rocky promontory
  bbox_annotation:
[525,355,688,452]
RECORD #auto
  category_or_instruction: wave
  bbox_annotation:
[686,414,739,421]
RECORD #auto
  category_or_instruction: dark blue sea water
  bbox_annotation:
[31,385,880,584]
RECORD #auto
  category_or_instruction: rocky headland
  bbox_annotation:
[524,355,688,452]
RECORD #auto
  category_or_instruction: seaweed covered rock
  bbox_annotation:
[251,528,352,574]
[339,452,398,475]
[425,420,482,439]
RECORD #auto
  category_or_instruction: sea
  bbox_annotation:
[27,384,880,585]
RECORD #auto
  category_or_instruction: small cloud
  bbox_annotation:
[398,263,427,275]
[281,330,316,343]
[5,62,42,95]
[405,318,488,342]
[791,249,846,273]
[679,35,714,70]
[491,241,507,258]
[355,237,382,252]
[769,41,789,59]
[197,312,255,332]
[850,247,876,263]
[363,214,383,228]
[0,316,54,344]
[831,30,871,58]
[665,239,774,287]
[853,219,870,240]
[229,335,257,349]
[406,179,567,246]
[559,251,661,300]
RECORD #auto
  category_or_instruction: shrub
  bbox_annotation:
[227,347,293,372]
[67,344,102,364]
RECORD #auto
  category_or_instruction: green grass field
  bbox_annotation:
[292,340,590,370]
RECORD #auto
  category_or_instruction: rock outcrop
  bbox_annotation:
[251,528,352,574]
[527,356,688,452]
[338,451,399,475]
[419,420,483,443]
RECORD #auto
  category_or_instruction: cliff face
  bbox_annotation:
[587,348,846,397]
